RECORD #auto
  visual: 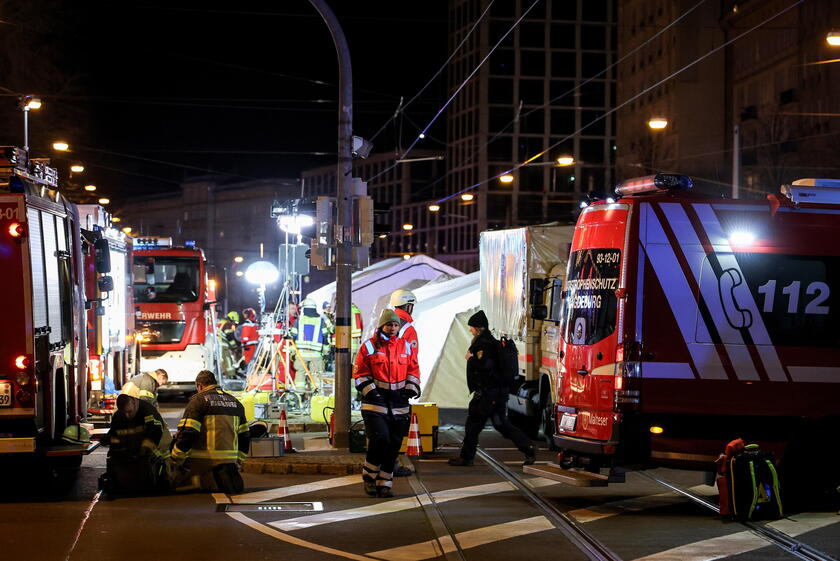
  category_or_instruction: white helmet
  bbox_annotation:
[301,298,317,309]
[389,289,417,308]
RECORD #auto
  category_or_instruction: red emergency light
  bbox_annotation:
[615,174,693,197]
[7,222,25,238]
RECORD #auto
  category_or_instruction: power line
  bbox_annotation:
[81,146,259,179]
[366,0,542,184]
[436,0,805,204]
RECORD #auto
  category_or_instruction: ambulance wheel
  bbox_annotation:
[540,401,559,450]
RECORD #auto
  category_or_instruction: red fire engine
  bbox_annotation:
[0,147,103,467]
[78,205,138,421]
[551,174,840,495]
[132,237,219,394]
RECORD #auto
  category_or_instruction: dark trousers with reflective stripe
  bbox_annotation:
[460,388,531,461]
[362,411,410,485]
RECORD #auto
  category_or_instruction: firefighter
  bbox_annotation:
[169,370,250,494]
[289,298,330,389]
[121,368,168,408]
[236,308,260,366]
[390,289,418,358]
[448,310,536,467]
[120,369,172,458]
[218,311,242,378]
[100,394,167,495]
[353,309,420,498]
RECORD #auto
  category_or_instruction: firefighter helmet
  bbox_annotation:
[62,424,91,445]
[389,289,417,308]
[301,298,317,309]
[242,308,257,321]
[227,311,240,323]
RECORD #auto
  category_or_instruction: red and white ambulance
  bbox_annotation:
[554,175,840,493]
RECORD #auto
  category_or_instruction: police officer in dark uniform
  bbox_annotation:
[449,310,535,466]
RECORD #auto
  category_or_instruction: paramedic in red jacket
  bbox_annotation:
[390,289,418,358]
[353,309,421,498]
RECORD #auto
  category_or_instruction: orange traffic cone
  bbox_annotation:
[406,412,422,457]
[277,409,295,453]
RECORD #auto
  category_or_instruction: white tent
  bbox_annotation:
[411,272,480,408]
[305,254,464,337]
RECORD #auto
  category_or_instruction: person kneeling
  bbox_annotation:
[100,394,168,495]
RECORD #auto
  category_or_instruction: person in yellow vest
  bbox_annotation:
[350,303,364,361]
[289,298,331,390]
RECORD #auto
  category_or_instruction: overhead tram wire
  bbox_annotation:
[367,0,494,144]
[366,0,541,184]
[435,0,806,204]
[82,146,260,180]
[411,0,710,200]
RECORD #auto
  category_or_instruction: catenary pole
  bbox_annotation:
[308,0,353,448]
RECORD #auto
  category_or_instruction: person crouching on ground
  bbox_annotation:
[100,394,168,495]
[449,310,535,467]
[169,370,250,494]
[353,309,421,498]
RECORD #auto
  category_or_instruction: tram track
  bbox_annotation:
[638,471,838,561]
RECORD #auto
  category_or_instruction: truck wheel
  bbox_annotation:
[540,401,559,450]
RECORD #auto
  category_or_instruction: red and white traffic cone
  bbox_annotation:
[406,412,422,457]
[277,409,295,453]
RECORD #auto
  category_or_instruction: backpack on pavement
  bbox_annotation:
[725,443,783,520]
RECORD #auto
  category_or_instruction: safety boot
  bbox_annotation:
[363,478,377,497]
[376,486,394,498]
[522,445,537,466]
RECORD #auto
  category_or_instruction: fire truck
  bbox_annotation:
[77,205,138,421]
[132,237,219,394]
[0,148,105,468]
[545,174,840,496]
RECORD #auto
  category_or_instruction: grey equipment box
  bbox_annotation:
[250,437,285,458]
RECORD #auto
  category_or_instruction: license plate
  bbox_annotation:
[559,413,577,432]
[0,382,11,407]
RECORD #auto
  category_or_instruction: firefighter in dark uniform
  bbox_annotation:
[121,368,172,459]
[100,394,168,494]
[169,370,250,493]
[353,309,421,498]
[449,310,536,466]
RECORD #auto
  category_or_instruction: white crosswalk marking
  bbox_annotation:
[569,485,717,524]
[630,512,840,561]
[270,478,558,532]
[366,516,555,561]
[231,474,359,503]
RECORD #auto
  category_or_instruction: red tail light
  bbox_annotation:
[88,358,102,381]
[13,354,29,370]
[8,222,26,239]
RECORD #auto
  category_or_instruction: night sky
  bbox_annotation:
[2,1,449,201]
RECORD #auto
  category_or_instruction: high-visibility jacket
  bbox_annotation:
[236,320,259,363]
[290,312,330,360]
[171,385,250,465]
[351,304,363,339]
[121,372,161,407]
[353,332,420,417]
[394,307,418,358]
[106,398,165,459]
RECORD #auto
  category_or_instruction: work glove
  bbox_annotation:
[401,388,419,400]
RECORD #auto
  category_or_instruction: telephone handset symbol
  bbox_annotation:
[718,268,753,329]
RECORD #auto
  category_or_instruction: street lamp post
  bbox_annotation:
[19,96,42,154]
[309,0,355,449]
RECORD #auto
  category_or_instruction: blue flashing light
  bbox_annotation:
[185,240,196,247]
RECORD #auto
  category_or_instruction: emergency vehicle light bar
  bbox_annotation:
[781,178,840,205]
[614,174,693,197]
[134,237,173,248]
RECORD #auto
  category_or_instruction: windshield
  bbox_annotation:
[562,248,621,345]
[133,256,200,303]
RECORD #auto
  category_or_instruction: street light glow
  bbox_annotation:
[402,223,414,231]
[24,98,42,110]
[111,217,121,223]
[84,184,96,192]
[278,214,314,234]
[233,256,244,263]
[121,227,132,234]
[461,193,474,201]
[499,174,514,183]
[647,117,668,130]
[70,164,85,173]
[245,260,280,286]
[235,270,244,277]
[52,141,69,151]
[556,155,575,166]
[98,198,110,205]
[428,204,440,212]
[827,31,840,46]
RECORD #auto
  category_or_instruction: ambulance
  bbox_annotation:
[552,175,840,495]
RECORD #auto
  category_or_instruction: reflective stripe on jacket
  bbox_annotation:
[121,372,160,407]
[394,307,418,358]
[171,385,250,465]
[290,313,330,358]
[353,332,420,415]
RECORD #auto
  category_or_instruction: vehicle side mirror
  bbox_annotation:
[531,305,548,320]
[529,277,546,305]
[94,238,111,273]
[203,301,217,311]
[98,275,114,292]
[95,305,106,316]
